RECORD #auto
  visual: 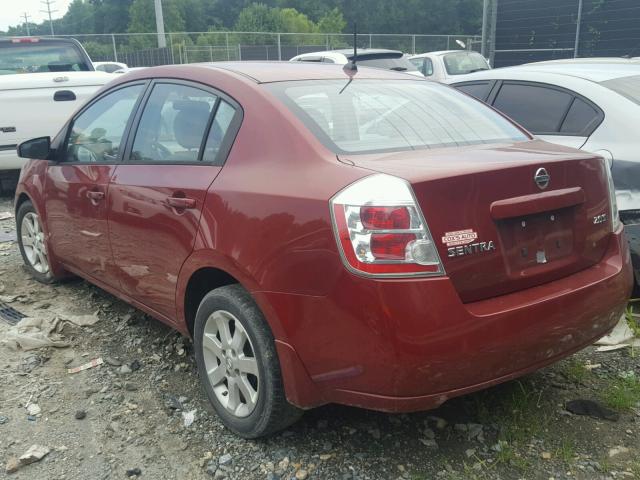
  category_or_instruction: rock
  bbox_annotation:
[419,438,438,448]
[423,427,435,440]
[465,449,476,458]
[608,446,629,458]
[5,457,20,473]
[119,365,132,375]
[205,459,218,476]
[428,416,447,430]
[541,452,552,459]
[266,473,280,480]
[219,453,233,466]
[26,404,41,416]
[19,445,50,466]
[75,410,87,420]
[296,469,309,480]
[0,415,8,425]
[126,467,142,476]
[129,360,142,371]
[124,383,138,392]
[104,356,122,367]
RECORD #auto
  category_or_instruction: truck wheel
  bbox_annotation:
[194,284,303,438]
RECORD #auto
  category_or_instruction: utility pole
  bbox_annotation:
[574,0,583,58]
[41,0,57,36]
[154,0,167,48]
[22,13,31,36]
[481,0,489,57]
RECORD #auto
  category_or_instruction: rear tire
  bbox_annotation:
[16,200,56,284]
[193,284,303,438]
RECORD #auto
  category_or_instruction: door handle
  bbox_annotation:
[54,90,76,102]
[167,196,196,209]
[86,190,105,201]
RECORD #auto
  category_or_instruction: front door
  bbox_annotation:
[44,83,146,287]
[108,81,240,320]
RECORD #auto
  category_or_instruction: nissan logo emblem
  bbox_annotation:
[534,168,550,190]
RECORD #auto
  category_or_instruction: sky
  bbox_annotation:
[0,0,72,32]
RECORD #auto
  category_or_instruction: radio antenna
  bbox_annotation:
[345,22,358,71]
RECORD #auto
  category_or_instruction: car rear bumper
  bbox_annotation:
[262,228,632,411]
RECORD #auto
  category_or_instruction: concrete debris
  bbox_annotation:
[26,403,41,416]
[182,409,196,428]
[1,313,100,351]
[608,446,630,458]
[0,212,12,221]
[6,445,51,472]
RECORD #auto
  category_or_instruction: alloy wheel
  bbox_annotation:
[20,212,50,274]
[202,310,260,418]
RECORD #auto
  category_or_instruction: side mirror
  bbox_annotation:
[17,136,51,160]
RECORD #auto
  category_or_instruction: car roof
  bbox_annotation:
[0,36,81,45]
[454,63,640,83]
[296,48,402,59]
[528,57,640,66]
[199,61,419,83]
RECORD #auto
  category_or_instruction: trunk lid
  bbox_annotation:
[340,140,613,303]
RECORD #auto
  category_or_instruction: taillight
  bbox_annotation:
[601,154,621,232]
[330,174,444,277]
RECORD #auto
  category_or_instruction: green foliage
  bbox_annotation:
[601,373,640,411]
[317,8,346,33]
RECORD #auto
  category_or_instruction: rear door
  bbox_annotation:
[108,80,241,320]
[489,81,604,149]
[44,82,146,286]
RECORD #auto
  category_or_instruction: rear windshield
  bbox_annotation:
[600,75,640,105]
[356,57,418,72]
[0,41,91,75]
[443,52,490,75]
[267,79,528,154]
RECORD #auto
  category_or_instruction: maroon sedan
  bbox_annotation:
[13,62,631,438]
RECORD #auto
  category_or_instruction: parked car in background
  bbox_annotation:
[15,62,631,437]
[0,37,111,176]
[408,50,490,81]
[290,48,423,76]
[449,62,640,286]
[93,61,128,73]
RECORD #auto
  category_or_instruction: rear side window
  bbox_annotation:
[492,83,573,133]
[202,101,236,163]
[267,79,528,154]
[0,41,91,74]
[455,81,492,101]
[560,98,602,135]
[65,85,143,163]
[130,84,217,163]
[409,58,434,76]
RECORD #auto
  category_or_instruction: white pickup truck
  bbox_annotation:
[0,37,111,181]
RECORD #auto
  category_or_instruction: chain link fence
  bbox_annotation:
[5,32,481,67]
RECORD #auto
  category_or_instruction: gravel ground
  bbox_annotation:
[0,194,639,480]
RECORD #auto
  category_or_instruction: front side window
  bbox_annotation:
[130,84,217,163]
[267,79,528,154]
[443,52,490,76]
[65,84,144,163]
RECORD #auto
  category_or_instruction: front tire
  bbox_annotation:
[194,284,302,438]
[16,200,55,284]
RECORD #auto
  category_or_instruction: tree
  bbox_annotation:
[317,7,346,33]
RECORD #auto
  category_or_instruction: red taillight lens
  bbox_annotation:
[371,233,416,260]
[360,206,410,230]
[330,174,444,278]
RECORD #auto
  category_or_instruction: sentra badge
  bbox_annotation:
[447,241,496,258]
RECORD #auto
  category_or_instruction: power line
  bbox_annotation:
[40,0,58,36]
[22,12,31,36]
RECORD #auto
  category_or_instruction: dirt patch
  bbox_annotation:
[0,195,639,480]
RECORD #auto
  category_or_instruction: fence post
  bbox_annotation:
[369,34,372,48]
[169,33,174,64]
[326,34,330,50]
[210,45,213,62]
[412,35,416,54]
[447,35,451,49]
[574,0,583,58]
[481,0,489,57]
[238,44,242,61]
[225,32,230,60]
[111,34,118,62]
[277,33,282,61]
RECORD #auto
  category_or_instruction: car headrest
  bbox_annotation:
[173,100,211,150]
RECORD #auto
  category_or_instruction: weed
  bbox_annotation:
[601,373,640,411]
[563,358,590,384]
[555,438,576,465]
[630,460,640,479]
